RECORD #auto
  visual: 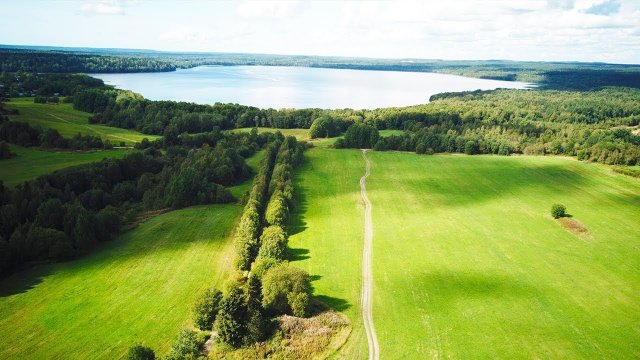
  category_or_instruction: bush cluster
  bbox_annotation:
[551,204,567,219]
[335,123,380,149]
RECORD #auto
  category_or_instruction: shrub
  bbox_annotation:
[265,192,288,227]
[262,263,311,317]
[167,329,202,359]
[125,345,155,360]
[551,204,566,219]
[257,225,288,262]
[287,292,310,317]
[251,257,280,278]
[193,288,223,330]
[341,123,379,149]
[309,116,337,138]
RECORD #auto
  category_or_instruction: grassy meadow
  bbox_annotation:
[4,98,159,145]
[290,149,640,359]
[0,145,130,186]
[289,149,369,358]
[0,204,241,359]
[229,127,310,140]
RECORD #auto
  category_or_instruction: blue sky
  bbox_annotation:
[1,0,639,64]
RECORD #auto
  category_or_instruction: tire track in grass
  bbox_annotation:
[47,113,137,143]
[360,149,380,360]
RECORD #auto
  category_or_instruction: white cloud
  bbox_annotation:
[236,0,302,19]
[158,27,210,43]
[81,0,125,15]
[4,0,639,63]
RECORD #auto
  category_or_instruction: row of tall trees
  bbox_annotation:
[145,134,308,357]
[210,135,309,350]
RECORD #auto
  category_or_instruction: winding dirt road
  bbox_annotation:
[360,149,380,360]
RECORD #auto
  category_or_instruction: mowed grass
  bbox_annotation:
[310,129,406,148]
[289,149,368,358]
[229,127,310,140]
[5,98,159,145]
[0,145,130,186]
[292,150,640,359]
[0,204,242,359]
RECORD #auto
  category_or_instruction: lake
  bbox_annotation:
[92,65,531,109]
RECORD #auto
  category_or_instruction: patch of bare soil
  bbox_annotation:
[558,217,590,238]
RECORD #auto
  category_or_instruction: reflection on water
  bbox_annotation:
[93,65,531,109]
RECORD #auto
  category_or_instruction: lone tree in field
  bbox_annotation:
[551,204,567,219]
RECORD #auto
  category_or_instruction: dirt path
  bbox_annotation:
[360,149,380,360]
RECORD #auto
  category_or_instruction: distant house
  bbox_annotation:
[53,92,60,96]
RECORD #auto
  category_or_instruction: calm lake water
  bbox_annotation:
[93,65,531,109]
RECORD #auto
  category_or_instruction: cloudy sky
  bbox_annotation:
[1,0,639,64]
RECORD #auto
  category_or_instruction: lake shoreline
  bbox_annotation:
[92,65,532,110]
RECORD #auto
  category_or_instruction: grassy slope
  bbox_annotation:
[0,204,241,359]
[0,145,130,186]
[289,149,368,358]
[4,98,159,145]
[229,127,310,140]
[293,150,640,359]
[311,129,405,148]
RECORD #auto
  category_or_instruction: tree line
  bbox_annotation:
[5,72,640,167]
[0,71,104,98]
[148,134,309,358]
[0,119,114,150]
[0,50,176,73]
[3,48,640,90]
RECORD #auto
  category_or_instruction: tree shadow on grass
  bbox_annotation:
[0,265,52,298]
[310,295,352,315]
[414,270,534,313]
[288,181,308,237]
[288,247,310,262]
[377,157,592,210]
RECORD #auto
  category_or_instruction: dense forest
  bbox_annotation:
[74,79,640,166]
[0,49,175,73]
[2,70,639,167]
[0,126,280,275]
[2,47,640,90]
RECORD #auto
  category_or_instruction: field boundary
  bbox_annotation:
[359,149,379,360]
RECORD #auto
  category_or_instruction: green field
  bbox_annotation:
[0,204,241,359]
[290,150,640,359]
[231,128,405,149]
[229,127,311,140]
[310,129,406,148]
[4,98,159,145]
[0,145,130,186]
[289,149,368,358]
